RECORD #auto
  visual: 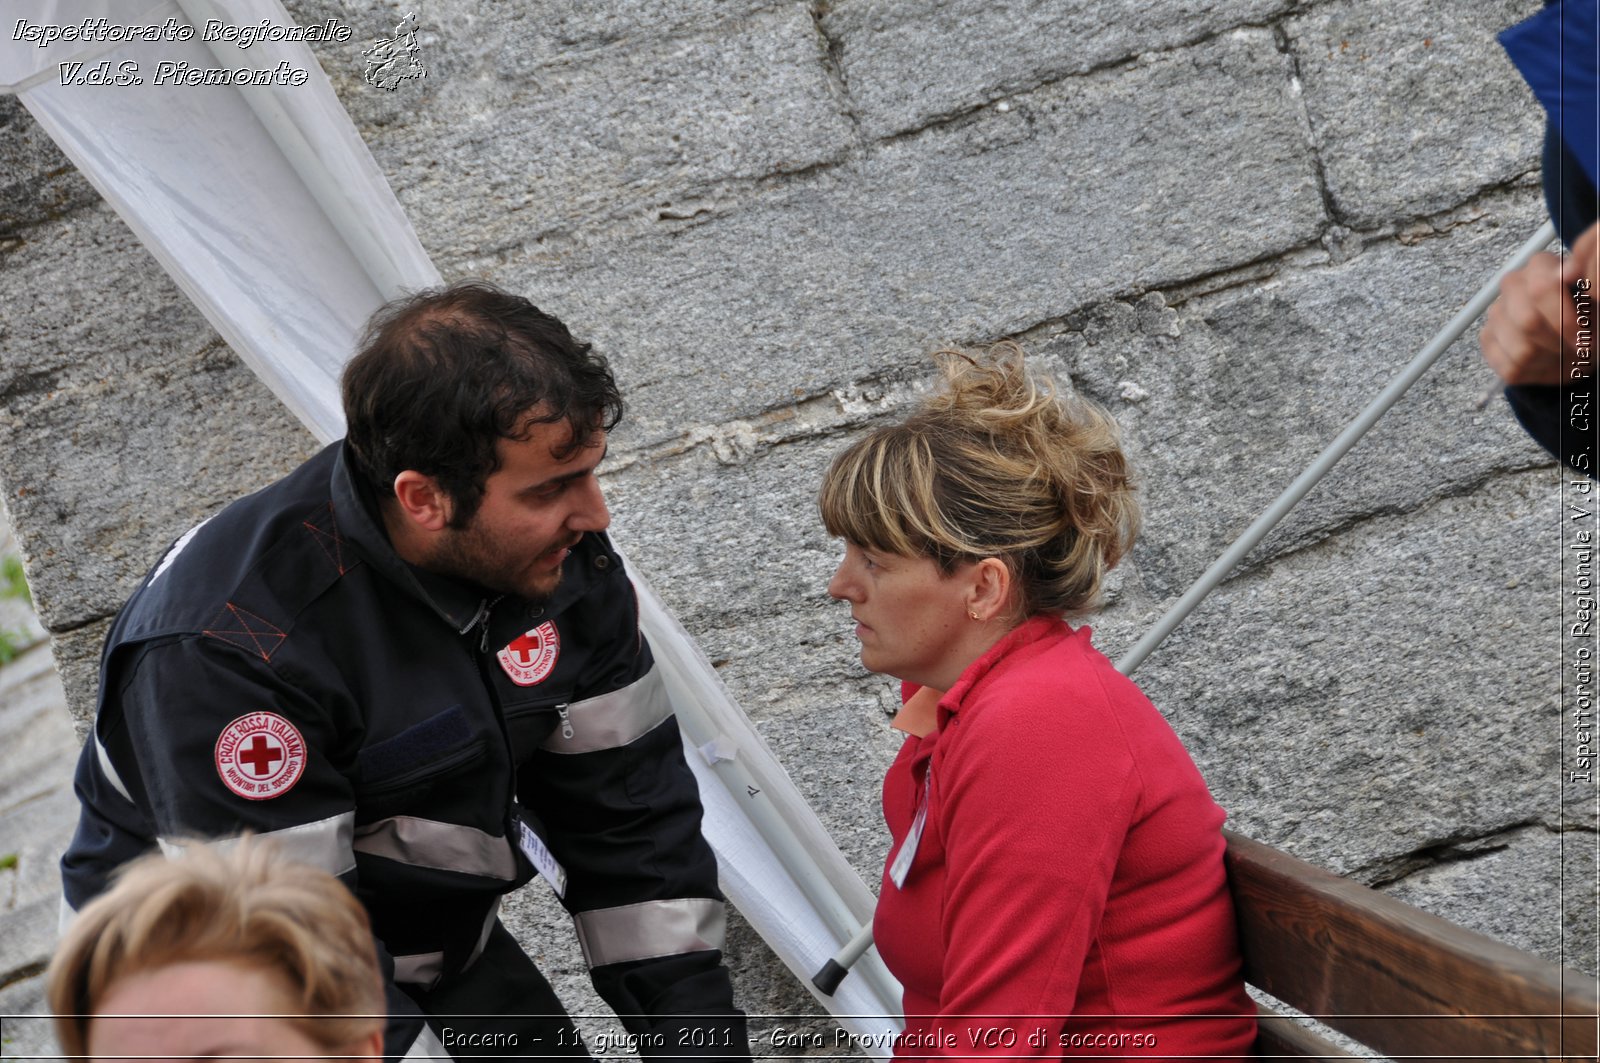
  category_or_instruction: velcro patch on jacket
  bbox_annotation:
[215,712,307,800]
[358,705,473,782]
[498,621,560,685]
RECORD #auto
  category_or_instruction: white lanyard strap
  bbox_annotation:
[888,765,933,889]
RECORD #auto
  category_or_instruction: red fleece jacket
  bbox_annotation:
[874,617,1256,1061]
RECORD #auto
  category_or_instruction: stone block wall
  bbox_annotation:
[2,0,1590,1048]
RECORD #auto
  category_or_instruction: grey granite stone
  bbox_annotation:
[0,205,317,639]
[47,622,108,734]
[0,647,75,807]
[509,28,1323,449]
[0,206,213,394]
[288,0,853,259]
[0,977,52,1063]
[821,0,1293,139]
[1285,0,1545,229]
[288,0,790,73]
[1134,468,1569,879]
[0,529,78,1061]
[0,788,75,935]
[0,0,1583,1034]
[1040,191,1554,601]
[1380,824,1599,977]
[1560,836,1599,975]
[0,896,53,998]
[0,97,99,241]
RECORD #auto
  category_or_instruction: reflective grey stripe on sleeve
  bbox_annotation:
[394,950,446,988]
[466,897,501,969]
[395,898,499,988]
[353,815,518,880]
[157,812,356,877]
[147,516,212,586]
[573,897,726,969]
[541,665,674,754]
[403,1024,448,1059]
[94,735,133,803]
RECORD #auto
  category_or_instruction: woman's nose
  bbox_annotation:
[826,561,854,602]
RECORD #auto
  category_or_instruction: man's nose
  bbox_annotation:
[569,476,611,533]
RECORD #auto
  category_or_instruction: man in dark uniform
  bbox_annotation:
[61,282,750,1061]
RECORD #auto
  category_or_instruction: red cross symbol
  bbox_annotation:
[238,734,284,777]
[506,631,544,666]
[215,712,305,801]
[498,622,559,686]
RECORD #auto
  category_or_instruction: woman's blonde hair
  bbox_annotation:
[47,837,384,1058]
[819,341,1139,618]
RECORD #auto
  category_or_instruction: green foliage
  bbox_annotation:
[0,629,27,665]
[0,555,34,664]
[0,853,16,872]
[1,555,29,605]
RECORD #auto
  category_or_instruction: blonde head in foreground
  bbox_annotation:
[47,837,384,1062]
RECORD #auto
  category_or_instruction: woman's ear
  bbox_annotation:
[967,557,1013,622]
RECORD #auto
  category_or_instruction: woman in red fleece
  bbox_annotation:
[819,344,1256,1061]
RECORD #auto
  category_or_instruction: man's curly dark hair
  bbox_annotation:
[341,281,623,526]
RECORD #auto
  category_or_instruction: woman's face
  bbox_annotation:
[826,541,980,690]
[86,960,380,1063]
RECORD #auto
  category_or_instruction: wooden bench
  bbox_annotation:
[1224,830,1599,1061]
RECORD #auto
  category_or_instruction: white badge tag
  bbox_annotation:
[516,816,568,899]
[889,772,932,890]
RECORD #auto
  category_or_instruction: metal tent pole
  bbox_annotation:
[1115,218,1558,675]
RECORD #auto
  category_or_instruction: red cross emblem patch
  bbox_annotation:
[214,712,307,800]
[498,621,560,686]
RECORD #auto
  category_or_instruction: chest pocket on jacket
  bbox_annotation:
[355,705,490,822]
[501,694,570,766]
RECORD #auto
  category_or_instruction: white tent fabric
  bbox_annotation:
[2,0,901,1047]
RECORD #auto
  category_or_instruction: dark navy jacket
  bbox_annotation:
[62,441,745,1058]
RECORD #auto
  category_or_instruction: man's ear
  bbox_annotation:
[391,470,453,532]
[967,557,1013,622]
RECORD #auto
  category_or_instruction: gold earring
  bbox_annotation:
[969,610,981,621]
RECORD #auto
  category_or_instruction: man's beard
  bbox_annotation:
[423,522,575,603]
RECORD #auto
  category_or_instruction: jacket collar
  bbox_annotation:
[937,614,1075,729]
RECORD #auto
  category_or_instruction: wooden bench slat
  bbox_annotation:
[1225,830,1599,1061]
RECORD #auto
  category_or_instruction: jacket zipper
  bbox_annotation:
[471,594,505,653]
[466,600,525,857]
